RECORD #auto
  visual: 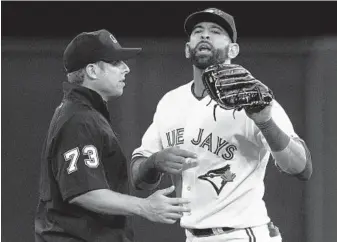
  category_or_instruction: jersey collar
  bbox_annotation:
[62,82,111,122]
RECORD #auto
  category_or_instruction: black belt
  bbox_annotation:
[190,227,235,237]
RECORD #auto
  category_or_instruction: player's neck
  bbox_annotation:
[192,67,206,97]
[192,59,233,97]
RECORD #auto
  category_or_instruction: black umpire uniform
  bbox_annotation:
[35,29,141,242]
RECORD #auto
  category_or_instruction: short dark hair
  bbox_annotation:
[66,68,86,85]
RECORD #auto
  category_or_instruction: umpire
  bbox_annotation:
[35,29,190,242]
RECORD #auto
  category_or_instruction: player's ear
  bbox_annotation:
[85,63,99,79]
[228,43,240,59]
[185,42,191,59]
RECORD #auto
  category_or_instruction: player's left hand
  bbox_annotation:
[245,100,273,124]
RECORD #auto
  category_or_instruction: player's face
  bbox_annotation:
[95,61,130,99]
[186,22,232,69]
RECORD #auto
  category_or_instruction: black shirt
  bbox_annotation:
[35,82,133,242]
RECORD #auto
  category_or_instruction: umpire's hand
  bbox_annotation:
[141,185,190,224]
[153,147,198,174]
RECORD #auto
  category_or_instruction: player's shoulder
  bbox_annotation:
[271,99,288,115]
[159,81,193,104]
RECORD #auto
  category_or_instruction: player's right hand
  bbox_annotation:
[141,185,191,224]
[153,146,198,174]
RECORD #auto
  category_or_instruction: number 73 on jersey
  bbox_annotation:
[63,145,100,174]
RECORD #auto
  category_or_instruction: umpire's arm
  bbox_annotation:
[130,155,163,190]
[131,148,198,190]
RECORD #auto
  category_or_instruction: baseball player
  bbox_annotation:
[34,29,191,242]
[131,8,313,242]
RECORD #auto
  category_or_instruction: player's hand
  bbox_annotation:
[141,185,191,224]
[245,101,273,124]
[152,147,198,174]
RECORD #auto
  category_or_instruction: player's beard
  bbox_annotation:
[188,45,228,70]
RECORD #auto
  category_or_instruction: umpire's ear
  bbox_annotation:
[185,42,191,59]
[85,63,99,79]
[228,43,240,59]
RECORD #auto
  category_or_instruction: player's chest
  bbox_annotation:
[158,98,253,151]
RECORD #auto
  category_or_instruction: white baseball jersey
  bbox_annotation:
[132,80,298,229]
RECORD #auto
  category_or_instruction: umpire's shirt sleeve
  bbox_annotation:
[54,114,109,202]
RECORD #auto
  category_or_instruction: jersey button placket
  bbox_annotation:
[184,184,192,215]
[183,171,195,216]
[186,170,197,216]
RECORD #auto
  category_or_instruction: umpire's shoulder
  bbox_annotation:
[59,110,107,142]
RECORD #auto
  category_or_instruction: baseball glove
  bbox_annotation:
[202,63,274,120]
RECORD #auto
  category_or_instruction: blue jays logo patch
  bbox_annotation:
[198,164,236,195]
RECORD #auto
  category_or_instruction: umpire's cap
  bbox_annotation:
[63,29,142,73]
[184,8,237,43]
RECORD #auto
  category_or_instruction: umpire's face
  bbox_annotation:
[185,22,238,69]
[90,60,130,99]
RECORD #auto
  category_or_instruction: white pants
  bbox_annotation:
[185,223,282,242]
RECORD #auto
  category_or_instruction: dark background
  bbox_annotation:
[2,1,337,38]
[2,1,337,242]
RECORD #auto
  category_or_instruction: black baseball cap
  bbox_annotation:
[184,8,237,43]
[63,29,142,73]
